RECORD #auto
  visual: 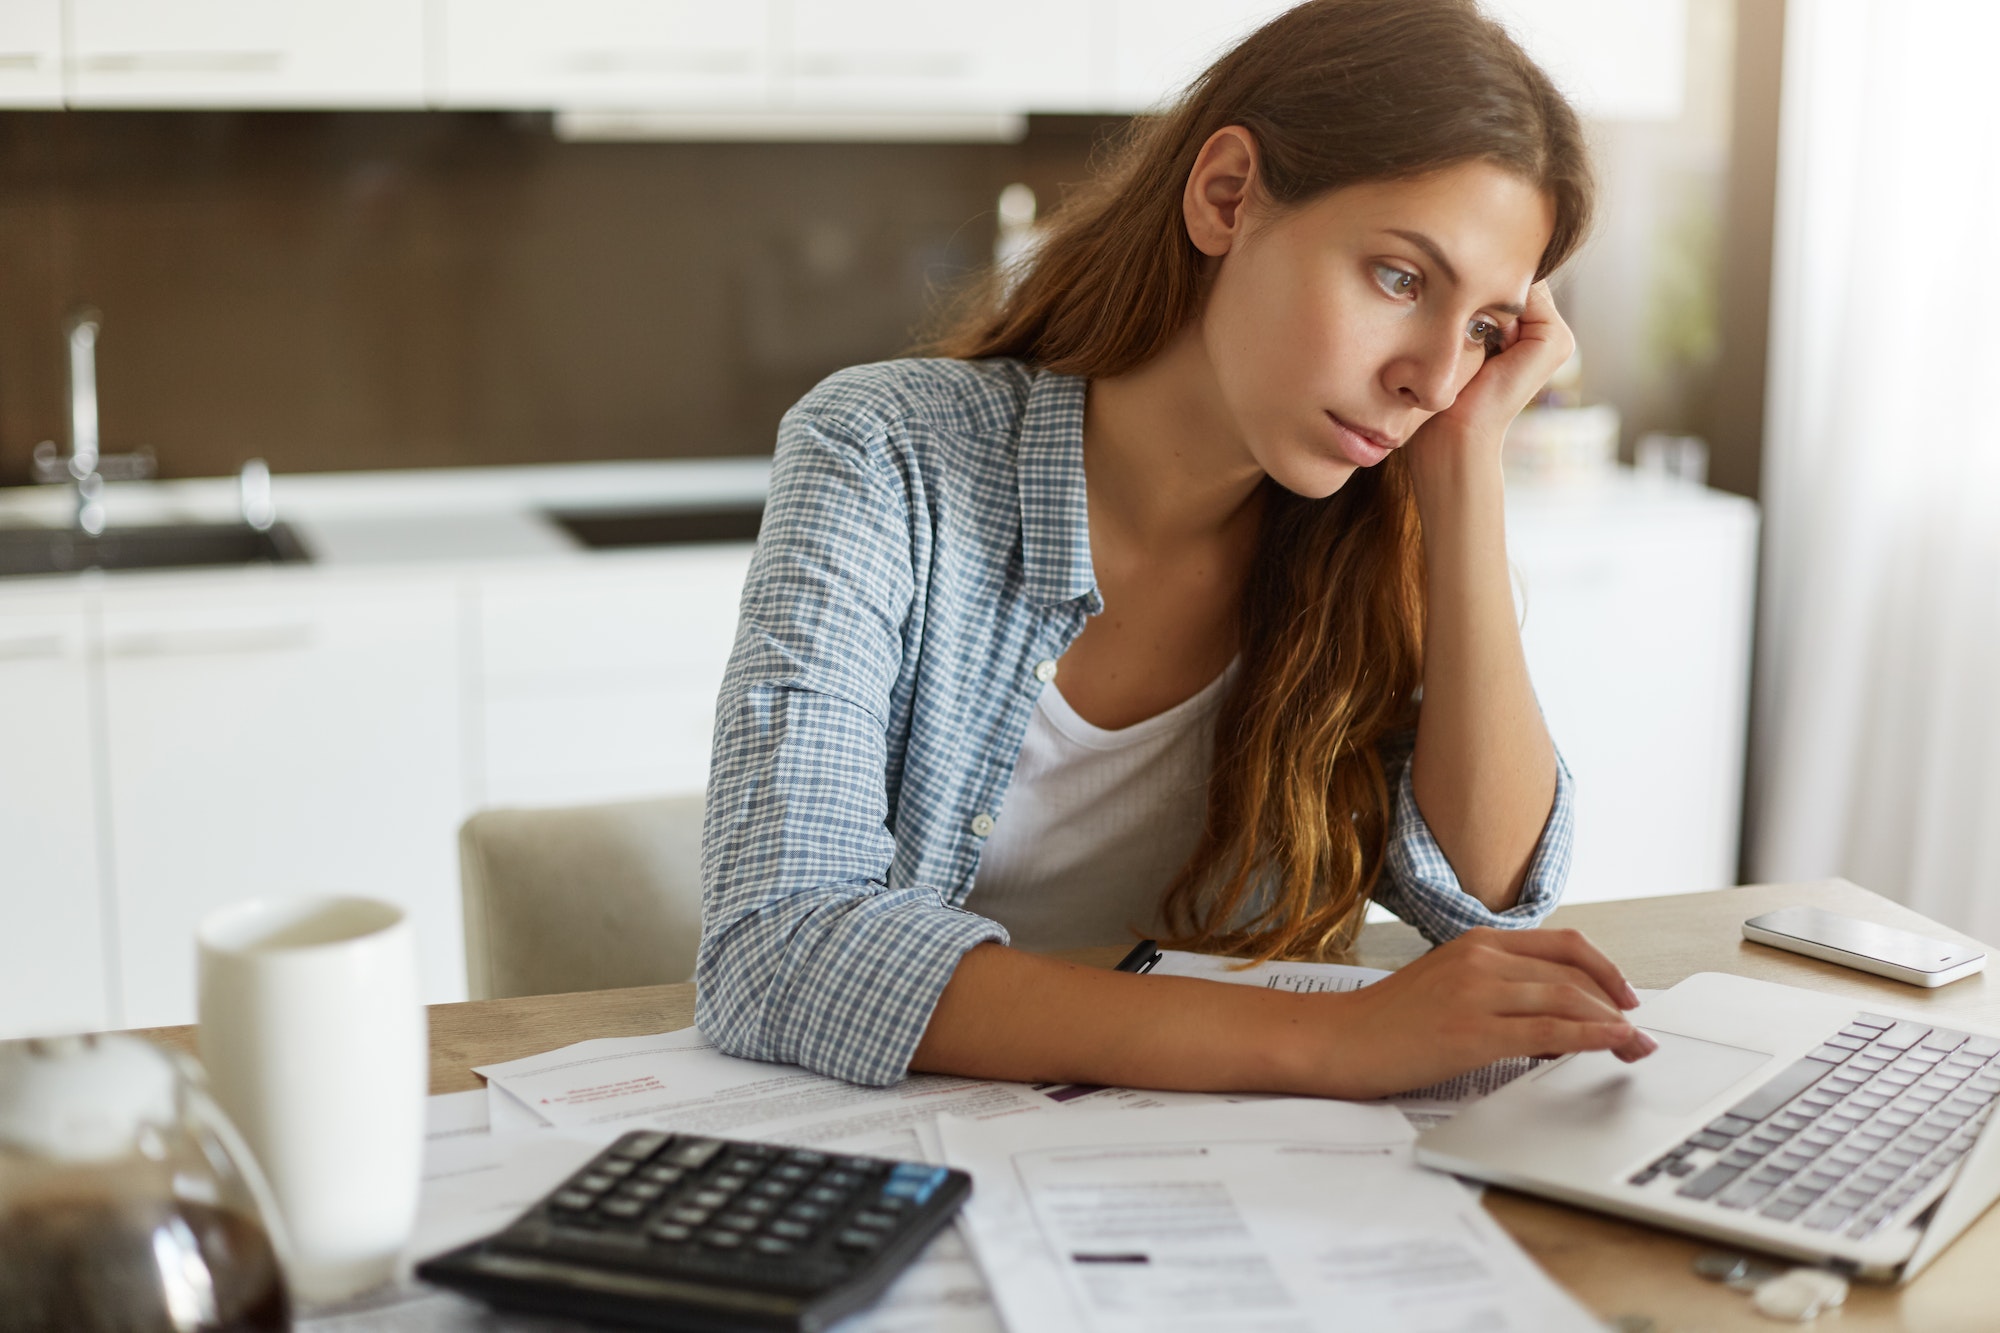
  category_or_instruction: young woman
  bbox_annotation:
[696,0,1658,1095]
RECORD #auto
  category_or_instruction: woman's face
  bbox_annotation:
[1195,158,1557,498]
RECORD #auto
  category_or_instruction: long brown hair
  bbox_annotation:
[931,0,1594,960]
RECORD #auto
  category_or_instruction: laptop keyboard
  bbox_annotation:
[1626,1014,2000,1242]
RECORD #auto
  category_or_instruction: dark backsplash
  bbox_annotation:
[0,112,1113,485]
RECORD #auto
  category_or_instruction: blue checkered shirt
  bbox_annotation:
[696,358,1575,1087]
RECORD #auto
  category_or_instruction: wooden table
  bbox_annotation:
[138,878,2000,1332]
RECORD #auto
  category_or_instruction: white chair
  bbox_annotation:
[458,794,706,1000]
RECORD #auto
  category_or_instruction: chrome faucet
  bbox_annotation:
[31,307,155,534]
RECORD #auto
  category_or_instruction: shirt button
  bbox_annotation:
[970,813,996,838]
[1033,658,1059,683]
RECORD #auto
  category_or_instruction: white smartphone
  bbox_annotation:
[1743,906,1987,988]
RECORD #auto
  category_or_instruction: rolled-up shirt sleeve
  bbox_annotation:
[1371,729,1576,943]
[695,405,1007,1087]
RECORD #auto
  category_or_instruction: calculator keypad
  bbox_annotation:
[497,1130,955,1291]
[419,1128,971,1332]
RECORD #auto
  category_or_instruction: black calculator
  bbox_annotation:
[416,1129,971,1332]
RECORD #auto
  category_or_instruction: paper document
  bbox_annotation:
[940,1099,1597,1333]
[475,1026,1232,1162]
[413,1127,609,1265]
[1150,949,1545,1126]
[1389,1059,1548,1132]
[477,1027,1050,1161]
[422,1088,490,1140]
[486,1081,555,1136]
[416,1087,614,1260]
[1149,949,1389,993]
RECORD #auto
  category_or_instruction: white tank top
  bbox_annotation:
[964,661,1237,953]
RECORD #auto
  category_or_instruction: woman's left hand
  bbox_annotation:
[1413,279,1576,460]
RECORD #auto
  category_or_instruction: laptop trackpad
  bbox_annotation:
[1532,1029,1773,1118]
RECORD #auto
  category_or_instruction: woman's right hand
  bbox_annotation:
[1299,927,1657,1100]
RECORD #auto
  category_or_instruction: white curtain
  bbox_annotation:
[1749,1,2000,940]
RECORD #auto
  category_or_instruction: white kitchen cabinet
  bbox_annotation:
[0,589,110,1040]
[97,572,466,1028]
[476,546,751,807]
[0,0,62,107]
[32,0,1687,120]
[434,0,771,109]
[1509,475,1758,903]
[64,0,426,108]
[783,0,1093,112]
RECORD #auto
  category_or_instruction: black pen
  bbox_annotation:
[1114,939,1162,975]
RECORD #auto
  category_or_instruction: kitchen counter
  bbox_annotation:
[0,458,772,576]
[0,457,1750,580]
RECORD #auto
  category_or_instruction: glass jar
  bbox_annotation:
[0,1033,291,1333]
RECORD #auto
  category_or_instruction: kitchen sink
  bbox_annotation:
[0,522,311,577]
[546,504,763,549]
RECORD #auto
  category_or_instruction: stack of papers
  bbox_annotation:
[943,1099,1599,1332]
[306,949,1584,1330]
[471,1026,1240,1156]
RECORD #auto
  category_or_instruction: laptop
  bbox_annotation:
[1415,971,2000,1282]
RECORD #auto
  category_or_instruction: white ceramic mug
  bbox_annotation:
[197,895,427,1305]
